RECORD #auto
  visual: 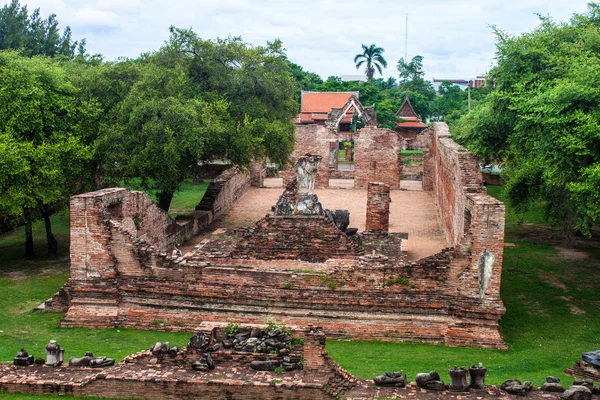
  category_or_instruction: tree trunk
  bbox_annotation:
[24,209,35,259]
[42,205,58,256]
[191,163,204,185]
[157,190,174,212]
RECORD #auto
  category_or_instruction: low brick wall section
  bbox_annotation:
[196,166,251,221]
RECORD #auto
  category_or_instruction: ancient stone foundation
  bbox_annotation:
[49,122,507,350]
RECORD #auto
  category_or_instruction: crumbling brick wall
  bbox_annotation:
[430,122,486,247]
[353,127,402,189]
[196,167,251,221]
[234,215,363,262]
[69,167,251,282]
[427,122,505,305]
[281,125,335,188]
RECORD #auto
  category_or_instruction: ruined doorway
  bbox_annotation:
[329,139,355,189]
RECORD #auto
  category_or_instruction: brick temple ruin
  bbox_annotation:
[45,121,507,350]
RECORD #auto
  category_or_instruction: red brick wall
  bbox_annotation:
[235,215,363,262]
[365,182,390,231]
[281,125,335,188]
[353,128,402,189]
[428,122,505,304]
[69,167,251,282]
[430,122,485,247]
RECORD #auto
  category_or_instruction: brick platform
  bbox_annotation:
[48,122,507,350]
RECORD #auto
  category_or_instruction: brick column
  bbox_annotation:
[365,182,390,231]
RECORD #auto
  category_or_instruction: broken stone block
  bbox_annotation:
[250,360,280,371]
[373,371,407,388]
[45,340,64,367]
[13,349,34,366]
[501,379,532,396]
[581,350,600,369]
[448,366,469,391]
[416,371,444,390]
[541,382,565,392]
[546,376,561,384]
[573,379,593,390]
[561,385,592,400]
[468,363,487,389]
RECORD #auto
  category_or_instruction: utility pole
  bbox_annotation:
[468,80,473,112]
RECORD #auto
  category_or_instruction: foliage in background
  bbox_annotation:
[0,0,85,58]
[0,52,100,257]
[95,28,298,211]
[454,4,600,235]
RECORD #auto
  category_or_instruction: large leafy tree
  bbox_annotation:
[0,51,99,257]
[97,28,298,212]
[354,44,387,81]
[454,4,600,235]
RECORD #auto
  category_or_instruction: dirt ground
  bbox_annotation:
[183,182,447,261]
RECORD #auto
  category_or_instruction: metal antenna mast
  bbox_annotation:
[405,13,408,62]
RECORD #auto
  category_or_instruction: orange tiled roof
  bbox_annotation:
[301,91,358,113]
[297,91,359,125]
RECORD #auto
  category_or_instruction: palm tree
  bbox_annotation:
[354,44,388,81]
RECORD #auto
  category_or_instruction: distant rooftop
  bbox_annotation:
[340,74,366,82]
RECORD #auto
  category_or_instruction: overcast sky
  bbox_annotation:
[4,0,594,80]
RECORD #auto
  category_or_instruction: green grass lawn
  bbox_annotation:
[326,185,600,386]
[120,178,210,217]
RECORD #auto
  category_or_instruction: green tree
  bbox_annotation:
[397,55,424,82]
[97,28,298,212]
[430,81,466,122]
[0,0,84,57]
[454,4,600,235]
[396,55,436,120]
[354,44,387,82]
[286,61,323,107]
[0,52,99,257]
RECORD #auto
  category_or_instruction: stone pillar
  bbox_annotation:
[250,159,266,188]
[366,182,390,231]
[296,154,322,194]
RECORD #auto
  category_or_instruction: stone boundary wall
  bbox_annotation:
[430,122,487,247]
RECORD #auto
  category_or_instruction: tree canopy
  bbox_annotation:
[95,28,299,211]
[0,0,84,58]
[0,51,99,256]
[454,3,600,235]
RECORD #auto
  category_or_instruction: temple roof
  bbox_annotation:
[297,91,359,125]
[395,94,427,129]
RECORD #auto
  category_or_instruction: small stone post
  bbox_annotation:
[366,182,390,231]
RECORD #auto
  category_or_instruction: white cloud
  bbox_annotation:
[2,0,593,79]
